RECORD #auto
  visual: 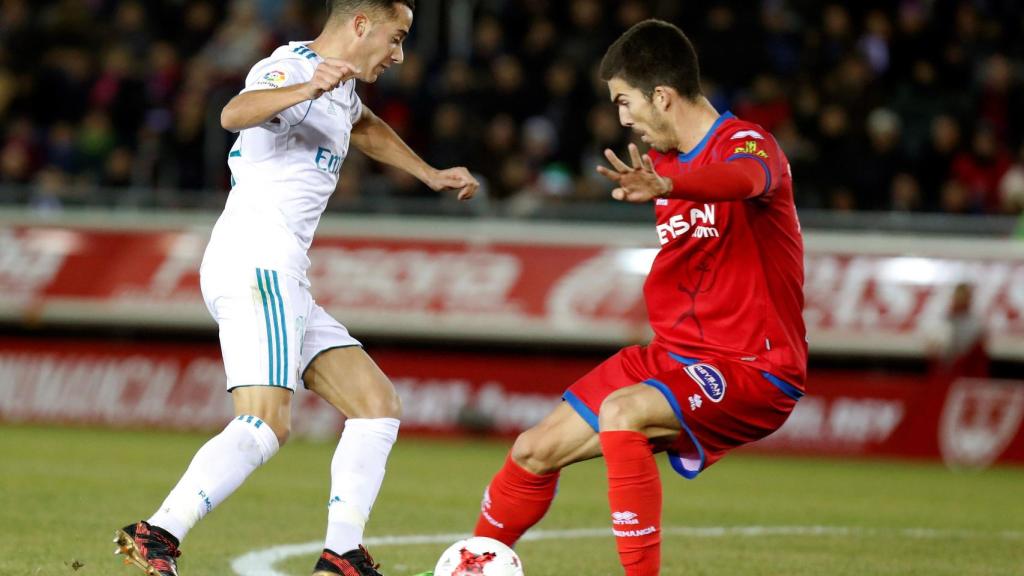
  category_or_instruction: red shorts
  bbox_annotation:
[564,341,802,479]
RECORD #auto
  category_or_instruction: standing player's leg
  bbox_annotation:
[598,384,682,576]
[115,268,296,576]
[474,402,602,545]
[300,307,401,576]
[144,387,288,538]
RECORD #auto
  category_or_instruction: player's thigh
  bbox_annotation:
[201,266,305,442]
[512,402,602,475]
[598,383,682,443]
[300,305,399,419]
[203,266,308,391]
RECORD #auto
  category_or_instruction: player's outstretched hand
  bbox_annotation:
[596,143,671,202]
[306,58,361,99]
[429,167,479,201]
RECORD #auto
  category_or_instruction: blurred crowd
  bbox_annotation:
[1,0,1023,215]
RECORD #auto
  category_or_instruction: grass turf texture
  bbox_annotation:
[2,425,1022,576]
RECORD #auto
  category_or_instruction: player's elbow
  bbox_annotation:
[220,103,244,133]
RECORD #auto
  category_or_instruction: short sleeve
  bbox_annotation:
[715,126,783,199]
[240,58,311,128]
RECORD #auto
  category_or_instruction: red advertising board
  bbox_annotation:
[1,213,1023,358]
[2,337,1022,468]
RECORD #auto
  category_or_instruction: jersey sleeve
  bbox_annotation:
[240,57,312,129]
[713,126,784,199]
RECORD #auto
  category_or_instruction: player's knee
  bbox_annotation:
[598,391,645,432]
[510,429,560,475]
[351,386,403,419]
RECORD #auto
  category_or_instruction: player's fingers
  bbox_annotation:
[628,143,644,170]
[611,187,626,201]
[595,165,622,183]
[641,153,656,173]
[603,148,632,173]
[314,71,343,92]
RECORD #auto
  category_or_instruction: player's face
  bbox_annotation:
[354,4,412,83]
[608,77,676,152]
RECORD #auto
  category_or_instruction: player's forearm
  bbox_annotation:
[220,85,313,133]
[350,109,433,183]
[661,158,767,202]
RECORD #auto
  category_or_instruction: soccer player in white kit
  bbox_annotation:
[113,2,478,575]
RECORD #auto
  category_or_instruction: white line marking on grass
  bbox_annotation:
[231,525,1024,576]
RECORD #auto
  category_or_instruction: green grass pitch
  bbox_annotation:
[1,425,1022,575]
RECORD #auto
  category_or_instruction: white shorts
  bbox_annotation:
[200,266,361,391]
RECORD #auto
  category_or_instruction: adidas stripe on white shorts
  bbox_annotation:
[200,266,361,391]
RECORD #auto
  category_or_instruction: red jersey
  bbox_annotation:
[646,112,807,388]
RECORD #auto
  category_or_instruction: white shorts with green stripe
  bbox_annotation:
[200,266,361,391]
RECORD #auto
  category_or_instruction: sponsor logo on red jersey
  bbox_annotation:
[655,203,718,245]
[685,363,727,402]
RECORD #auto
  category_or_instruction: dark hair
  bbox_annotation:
[599,19,701,101]
[328,0,415,19]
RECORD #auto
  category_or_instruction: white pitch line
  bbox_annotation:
[231,525,1024,576]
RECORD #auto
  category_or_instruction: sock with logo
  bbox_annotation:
[147,415,280,542]
[325,417,400,555]
[473,453,560,546]
[600,430,662,576]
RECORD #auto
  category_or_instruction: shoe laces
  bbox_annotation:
[143,525,182,559]
[356,545,380,571]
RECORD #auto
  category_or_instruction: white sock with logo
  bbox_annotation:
[324,418,400,554]
[147,415,280,542]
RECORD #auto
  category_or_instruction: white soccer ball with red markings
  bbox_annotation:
[433,536,524,576]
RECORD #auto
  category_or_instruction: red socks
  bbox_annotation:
[600,430,662,576]
[474,453,559,546]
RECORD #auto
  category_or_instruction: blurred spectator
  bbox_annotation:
[857,108,910,210]
[735,74,791,133]
[917,115,962,210]
[889,172,922,212]
[951,125,1012,212]
[0,0,1023,217]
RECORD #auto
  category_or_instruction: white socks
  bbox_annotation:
[144,414,398,552]
[148,415,279,542]
[325,418,400,554]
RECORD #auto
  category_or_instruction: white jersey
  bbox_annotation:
[202,41,362,283]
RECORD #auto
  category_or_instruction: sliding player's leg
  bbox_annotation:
[473,343,659,547]
[474,401,602,545]
[598,384,681,576]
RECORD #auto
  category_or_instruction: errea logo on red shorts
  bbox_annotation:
[685,364,727,402]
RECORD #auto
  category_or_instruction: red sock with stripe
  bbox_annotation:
[600,430,662,576]
[473,453,559,546]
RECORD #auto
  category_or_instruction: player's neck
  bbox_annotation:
[674,97,721,155]
[308,27,357,62]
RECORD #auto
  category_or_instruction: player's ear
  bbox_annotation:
[653,86,671,111]
[353,13,369,37]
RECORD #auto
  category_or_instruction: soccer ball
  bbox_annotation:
[433,536,524,576]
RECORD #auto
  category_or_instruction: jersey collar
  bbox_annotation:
[289,41,321,62]
[677,111,734,163]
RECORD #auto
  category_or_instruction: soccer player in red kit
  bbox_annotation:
[472,19,807,576]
